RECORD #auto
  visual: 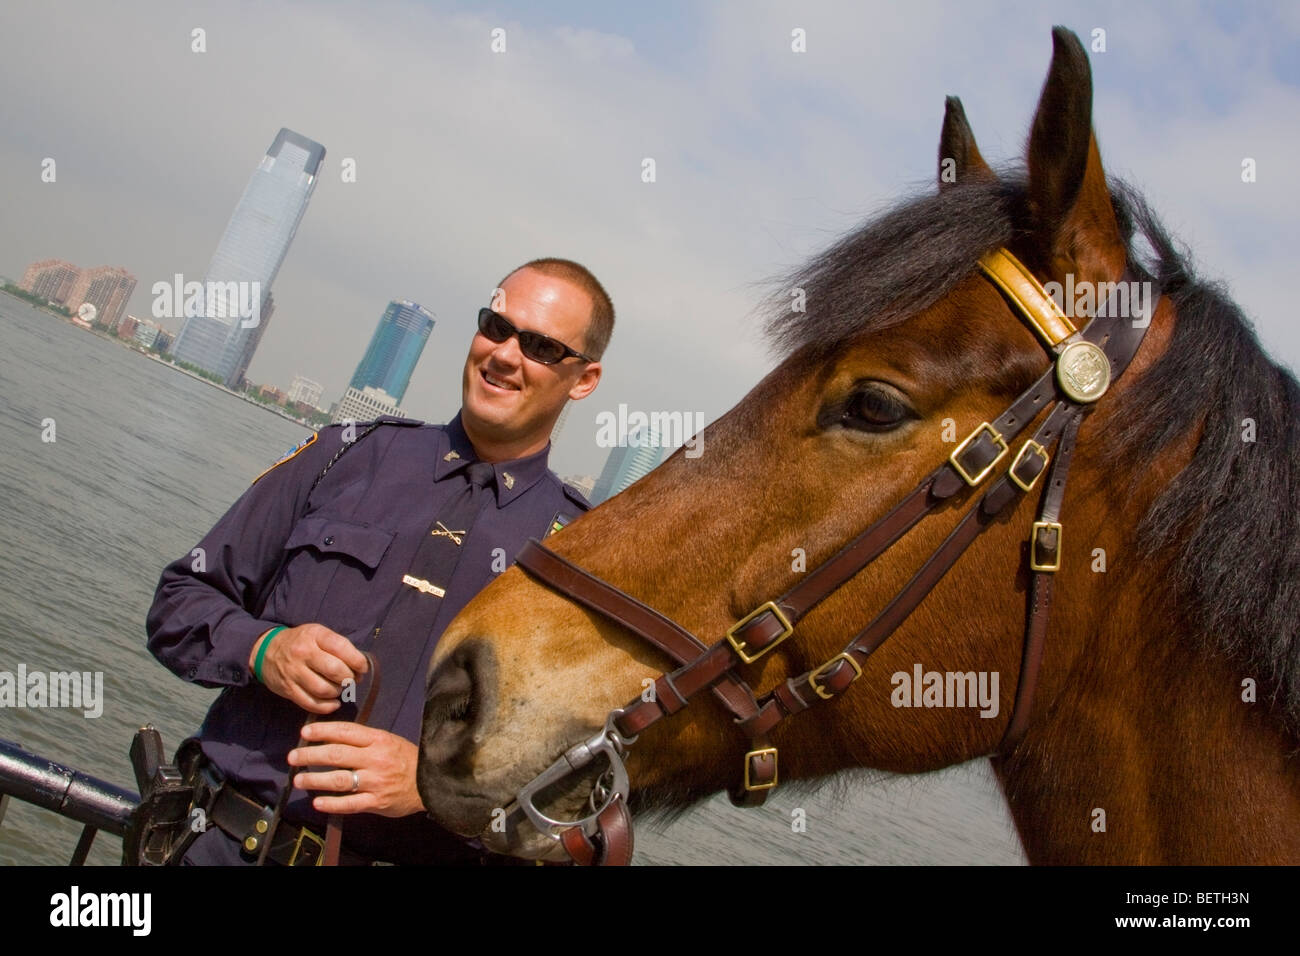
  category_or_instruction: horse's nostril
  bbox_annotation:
[426,660,471,720]
[446,688,471,724]
[421,639,498,766]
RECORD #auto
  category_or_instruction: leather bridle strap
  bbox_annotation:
[559,799,634,866]
[257,653,382,866]
[996,407,1083,754]
[510,544,765,725]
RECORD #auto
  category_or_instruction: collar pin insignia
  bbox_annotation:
[431,521,466,545]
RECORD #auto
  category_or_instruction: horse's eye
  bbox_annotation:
[841,386,911,432]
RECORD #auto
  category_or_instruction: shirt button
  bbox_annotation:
[323,535,335,546]
[187,666,198,678]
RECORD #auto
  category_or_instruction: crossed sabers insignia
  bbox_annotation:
[431,521,466,546]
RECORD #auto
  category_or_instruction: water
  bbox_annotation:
[0,295,1026,865]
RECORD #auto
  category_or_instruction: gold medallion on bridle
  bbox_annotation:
[1056,340,1110,403]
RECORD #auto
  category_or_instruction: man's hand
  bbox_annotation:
[286,722,424,818]
[249,623,368,714]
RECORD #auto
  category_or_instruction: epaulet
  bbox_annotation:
[368,415,423,427]
[250,417,424,485]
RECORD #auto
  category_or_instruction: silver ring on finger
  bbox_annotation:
[350,770,361,793]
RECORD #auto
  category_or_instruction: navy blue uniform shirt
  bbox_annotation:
[146,412,589,862]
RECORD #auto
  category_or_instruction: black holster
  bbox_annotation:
[121,727,206,866]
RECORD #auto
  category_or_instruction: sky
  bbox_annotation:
[2,0,1297,479]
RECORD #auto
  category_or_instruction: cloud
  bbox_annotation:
[1,0,1295,476]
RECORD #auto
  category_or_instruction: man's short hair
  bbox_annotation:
[499,258,614,360]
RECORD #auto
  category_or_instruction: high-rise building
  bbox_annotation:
[21,260,136,329]
[20,259,81,306]
[332,385,407,424]
[171,128,325,388]
[228,290,274,389]
[65,266,136,332]
[287,374,324,409]
[590,427,665,504]
[348,300,435,405]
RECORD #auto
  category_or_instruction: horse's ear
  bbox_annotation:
[1025,26,1124,283]
[938,96,995,190]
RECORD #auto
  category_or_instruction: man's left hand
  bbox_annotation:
[287,722,424,818]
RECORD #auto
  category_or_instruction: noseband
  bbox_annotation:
[505,249,1157,865]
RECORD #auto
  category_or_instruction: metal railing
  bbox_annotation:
[0,736,138,865]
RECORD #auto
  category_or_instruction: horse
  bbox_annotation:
[416,27,1300,865]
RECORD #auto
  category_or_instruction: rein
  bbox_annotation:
[509,251,1157,865]
[257,653,382,866]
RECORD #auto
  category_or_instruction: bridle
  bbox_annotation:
[507,249,1156,864]
[502,248,1157,865]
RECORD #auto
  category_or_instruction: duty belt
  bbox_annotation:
[200,764,377,866]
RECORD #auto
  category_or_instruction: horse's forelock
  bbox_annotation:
[761,176,1020,359]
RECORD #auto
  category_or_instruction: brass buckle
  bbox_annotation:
[808,652,863,700]
[1009,440,1050,492]
[1030,521,1063,572]
[725,601,794,664]
[288,826,326,866]
[949,422,1008,486]
[743,747,779,791]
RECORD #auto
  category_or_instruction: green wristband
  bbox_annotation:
[253,626,286,684]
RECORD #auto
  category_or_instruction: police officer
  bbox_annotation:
[146,258,611,864]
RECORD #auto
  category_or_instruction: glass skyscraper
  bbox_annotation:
[591,428,666,504]
[171,128,325,387]
[349,300,436,405]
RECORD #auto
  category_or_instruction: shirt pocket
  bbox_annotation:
[270,515,397,634]
[283,515,396,568]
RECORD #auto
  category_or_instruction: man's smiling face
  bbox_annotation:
[461,266,601,460]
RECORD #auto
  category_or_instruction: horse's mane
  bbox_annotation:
[763,176,1300,741]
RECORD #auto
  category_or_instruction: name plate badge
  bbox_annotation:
[402,574,445,598]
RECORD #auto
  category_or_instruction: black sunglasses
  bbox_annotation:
[477,308,595,365]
